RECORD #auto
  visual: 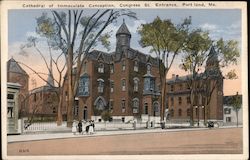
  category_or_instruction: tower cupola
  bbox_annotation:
[116,19,131,53]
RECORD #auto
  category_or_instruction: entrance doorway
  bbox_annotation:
[83,106,87,121]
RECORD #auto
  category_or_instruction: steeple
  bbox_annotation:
[46,58,54,87]
[116,19,131,53]
[205,45,222,77]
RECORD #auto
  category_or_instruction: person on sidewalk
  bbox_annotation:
[89,120,94,134]
[85,120,90,134]
[78,120,82,134]
[72,120,77,135]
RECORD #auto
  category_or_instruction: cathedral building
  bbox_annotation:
[74,21,162,123]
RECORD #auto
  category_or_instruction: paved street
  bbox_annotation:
[7,127,242,155]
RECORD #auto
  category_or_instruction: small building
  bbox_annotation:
[223,94,242,125]
[7,58,29,117]
[7,82,21,134]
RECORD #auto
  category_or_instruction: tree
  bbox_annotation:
[138,16,191,121]
[35,9,136,127]
[181,28,240,126]
[101,111,111,130]
[231,92,242,127]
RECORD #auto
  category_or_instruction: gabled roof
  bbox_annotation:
[7,58,28,76]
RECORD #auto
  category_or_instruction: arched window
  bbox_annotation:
[97,79,104,93]
[121,99,126,113]
[52,107,56,114]
[178,109,182,116]
[133,77,139,92]
[98,63,104,73]
[132,98,139,113]
[110,80,114,93]
[146,63,151,74]
[134,60,138,72]
[96,99,105,110]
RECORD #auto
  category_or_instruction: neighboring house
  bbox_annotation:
[66,21,162,123]
[7,58,29,117]
[166,47,224,123]
[7,82,21,134]
[223,94,243,125]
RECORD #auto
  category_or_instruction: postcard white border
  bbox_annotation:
[1,1,248,160]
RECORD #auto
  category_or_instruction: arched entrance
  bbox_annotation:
[94,96,107,115]
[83,106,88,120]
[153,101,160,116]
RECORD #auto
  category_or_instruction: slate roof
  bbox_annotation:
[223,94,242,105]
[116,19,131,37]
[7,58,28,76]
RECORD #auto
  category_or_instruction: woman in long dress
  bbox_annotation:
[89,121,94,134]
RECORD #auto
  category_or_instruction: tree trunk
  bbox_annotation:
[160,74,167,121]
[56,90,63,126]
[67,46,74,127]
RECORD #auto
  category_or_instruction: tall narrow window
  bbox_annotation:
[83,61,87,73]
[121,79,126,91]
[79,74,89,96]
[187,108,190,116]
[98,63,104,73]
[178,97,182,105]
[122,60,126,71]
[178,109,182,116]
[97,79,104,93]
[144,103,148,114]
[133,98,139,113]
[146,63,151,74]
[170,97,174,106]
[134,60,138,72]
[110,80,114,93]
[109,99,114,113]
[121,100,126,113]
[133,78,139,92]
[110,64,114,73]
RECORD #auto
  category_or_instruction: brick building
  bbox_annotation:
[73,21,162,123]
[166,47,224,124]
[7,58,29,117]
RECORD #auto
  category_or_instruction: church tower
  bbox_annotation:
[116,19,131,54]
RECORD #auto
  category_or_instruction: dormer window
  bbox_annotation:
[146,63,151,74]
[134,60,138,72]
[98,63,104,73]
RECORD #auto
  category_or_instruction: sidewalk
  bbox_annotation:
[8,126,242,143]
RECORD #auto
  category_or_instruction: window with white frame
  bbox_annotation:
[98,63,104,73]
[97,79,104,93]
[133,78,139,92]
[146,63,151,74]
[121,79,126,91]
[110,80,114,93]
[134,60,138,72]
[121,100,126,113]
[122,60,126,71]
[133,98,139,113]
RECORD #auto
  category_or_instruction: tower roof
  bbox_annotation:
[116,19,131,37]
[7,58,28,76]
[207,46,218,64]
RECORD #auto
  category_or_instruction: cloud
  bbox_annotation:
[200,23,218,31]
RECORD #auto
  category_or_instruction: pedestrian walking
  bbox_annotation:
[72,120,77,135]
[78,120,82,134]
[89,121,94,134]
[85,121,90,134]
